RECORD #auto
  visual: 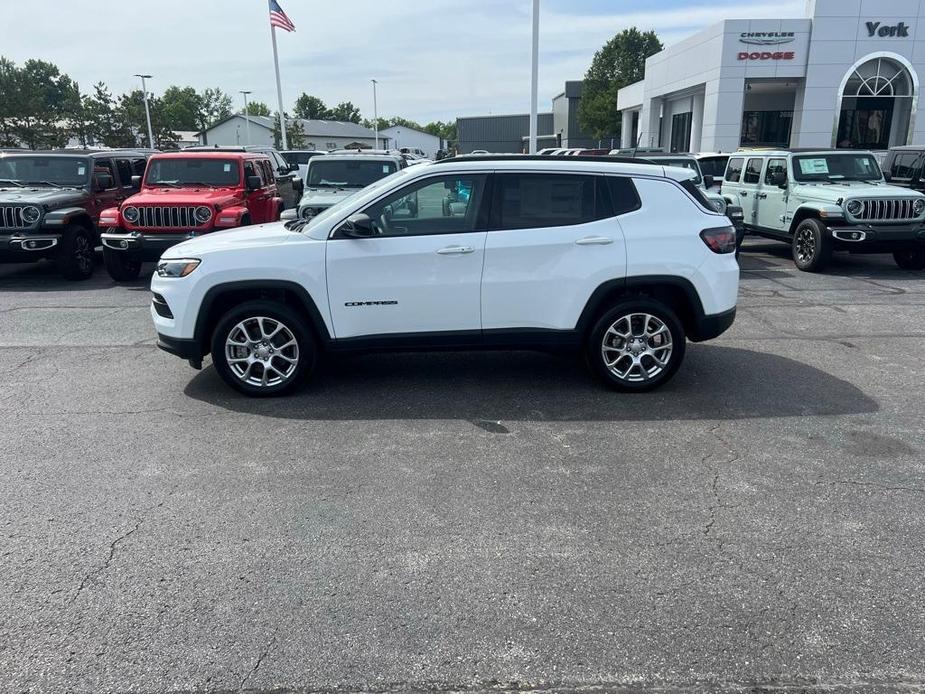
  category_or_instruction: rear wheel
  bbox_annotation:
[55,224,95,280]
[792,218,832,272]
[210,300,315,397]
[103,248,142,281]
[893,248,925,271]
[586,299,686,392]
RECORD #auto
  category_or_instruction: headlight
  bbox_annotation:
[914,199,925,216]
[301,206,316,220]
[122,206,139,223]
[845,199,863,216]
[156,258,200,278]
[21,205,41,224]
[195,206,212,223]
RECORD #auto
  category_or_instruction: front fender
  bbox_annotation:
[43,207,92,228]
[99,207,120,228]
[214,206,248,228]
[788,202,845,232]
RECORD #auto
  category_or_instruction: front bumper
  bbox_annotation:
[827,223,925,251]
[101,230,200,261]
[156,332,203,368]
[0,232,62,259]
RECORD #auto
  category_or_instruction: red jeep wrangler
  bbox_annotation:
[99,151,282,281]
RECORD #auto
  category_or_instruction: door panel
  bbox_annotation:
[755,158,789,232]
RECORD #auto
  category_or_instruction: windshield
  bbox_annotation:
[792,153,883,182]
[307,159,398,188]
[282,152,320,165]
[297,167,415,233]
[651,158,702,184]
[145,158,240,187]
[0,156,90,186]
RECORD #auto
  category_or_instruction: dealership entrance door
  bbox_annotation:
[836,57,915,149]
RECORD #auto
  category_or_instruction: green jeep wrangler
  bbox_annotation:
[721,149,925,272]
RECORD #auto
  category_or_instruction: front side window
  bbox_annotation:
[743,158,764,184]
[307,159,399,189]
[764,158,787,185]
[891,152,920,180]
[360,174,487,237]
[494,174,597,230]
[93,160,117,189]
[725,157,744,183]
[115,159,134,187]
[146,158,241,187]
[243,161,262,186]
[792,153,883,182]
[0,156,90,187]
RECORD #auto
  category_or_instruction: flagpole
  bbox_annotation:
[271,24,289,149]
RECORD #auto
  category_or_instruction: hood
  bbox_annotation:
[128,187,242,207]
[163,222,302,257]
[298,186,361,208]
[792,181,924,202]
[0,186,88,207]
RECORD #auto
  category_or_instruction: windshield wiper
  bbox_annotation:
[284,218,309,232]
[181,181,216,188]
[0,178,24,187]
[25,180,62,188]
[151,181,180,187]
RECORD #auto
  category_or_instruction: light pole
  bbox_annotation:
[528,0,540,154]
[371,79,379,149]
[134,74,155,149]
[240,90,252,145]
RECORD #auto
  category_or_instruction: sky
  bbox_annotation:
[1,0,806,125]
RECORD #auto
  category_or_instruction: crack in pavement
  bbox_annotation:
[239,626,281,691]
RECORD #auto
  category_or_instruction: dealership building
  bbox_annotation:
[617,0,925,153]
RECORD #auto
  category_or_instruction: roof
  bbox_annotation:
[733,148,877,155]
[0,149,150,157]
[150,151,268,160]
[379,124,440,139]
[199,114,377,139]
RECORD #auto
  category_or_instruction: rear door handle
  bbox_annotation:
[756,193,768,199]
[575,236,614,245]
[740,191,748,197]
[436,245,475,255]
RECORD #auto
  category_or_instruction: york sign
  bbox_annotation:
[866,21,911,37]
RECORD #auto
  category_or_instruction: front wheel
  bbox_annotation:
[55,225,95,280]
[893,248,925,271]
[586,299,686,392]
[210,300,315,397]
[103,248,142,282]
[792,218,832,272]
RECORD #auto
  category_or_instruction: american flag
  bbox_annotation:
[269,0,296,32]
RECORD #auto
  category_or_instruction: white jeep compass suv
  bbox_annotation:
[150,156,739,396]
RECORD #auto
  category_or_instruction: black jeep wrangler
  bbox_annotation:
[0,150,150,280]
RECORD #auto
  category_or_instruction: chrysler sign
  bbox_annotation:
[739,31,795,45]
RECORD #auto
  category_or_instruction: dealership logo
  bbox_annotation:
[738,51,795,61]
[739,31,795,45]
[866,21,910,38]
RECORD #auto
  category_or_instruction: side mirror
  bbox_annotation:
[94,174,113,192]
[703,174,714,188]
[339,213,376,238]
[289,162,300,173]
[771,171,788,188]
[131,175,142,189]
[246,175,262,190]
[280,208,297,221]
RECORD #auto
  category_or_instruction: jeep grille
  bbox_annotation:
[0,206,29,229]
[134,206,204,228]
[851,199,919,223]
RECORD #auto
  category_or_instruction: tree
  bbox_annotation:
[161,85,202,131]
[272,113,307,149]
[78,82,135,148]
[242,100,271,118]
[424,120,457,144]
[293,93,331,120]
[330,101,361,124]
[578,28,662,140]
[196,87,233,144]
[0,57,80,149]
[118,89,178,149]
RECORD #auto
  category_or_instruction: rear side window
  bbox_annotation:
[699,156,728,178]
[743,158,763,184]
[604,176,641,216]
[679,179,716,212]
[493,174,597,230]
[891,152,921,180]
[115,159,133,187]
[725,157,744,183]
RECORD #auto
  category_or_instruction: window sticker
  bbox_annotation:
[383,165,390,173]
[77,165,86,176]
[799,158,829,175]
[223,163,231,172]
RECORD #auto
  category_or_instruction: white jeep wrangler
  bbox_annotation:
[151,156,740,396]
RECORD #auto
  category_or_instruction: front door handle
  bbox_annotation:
[740,191,748,197]
[436,245,475,255]
[575,236,614,245]
[756,192,768,199]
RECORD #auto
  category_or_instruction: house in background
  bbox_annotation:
[198,114,384,150]
[380,125,443,157]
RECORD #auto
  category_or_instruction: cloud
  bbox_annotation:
[1,0,805,124]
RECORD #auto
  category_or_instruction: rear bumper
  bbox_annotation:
[101,230,199,261]
[689,307,736,342]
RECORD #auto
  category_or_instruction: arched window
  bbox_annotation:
[843,57,913,98]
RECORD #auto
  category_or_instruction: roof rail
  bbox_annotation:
[433,154,650,166]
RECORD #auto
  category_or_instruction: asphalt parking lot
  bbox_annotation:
[2,239,924,693]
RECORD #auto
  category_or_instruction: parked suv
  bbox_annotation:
[0,149,149,279]
[722,149,925,271]
[881,145,925,193]
[281,151,404,222]
[185,145,302,209]
[150,156,739,396]
[99,151,282,281]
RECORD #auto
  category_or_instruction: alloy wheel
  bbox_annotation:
[601,312,673,383]
[74,235,93,274]
[795,227,816,264]
[225,316,300,388]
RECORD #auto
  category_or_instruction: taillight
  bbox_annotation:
[700,226,737,254]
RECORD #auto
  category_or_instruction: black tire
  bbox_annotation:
[55,224,95,280]
[240,214,251,227]
[210,300,315,397]
[103,248,142,282]
[586,298,686,392]
[792,218,832,272]
[893,248,925,271]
